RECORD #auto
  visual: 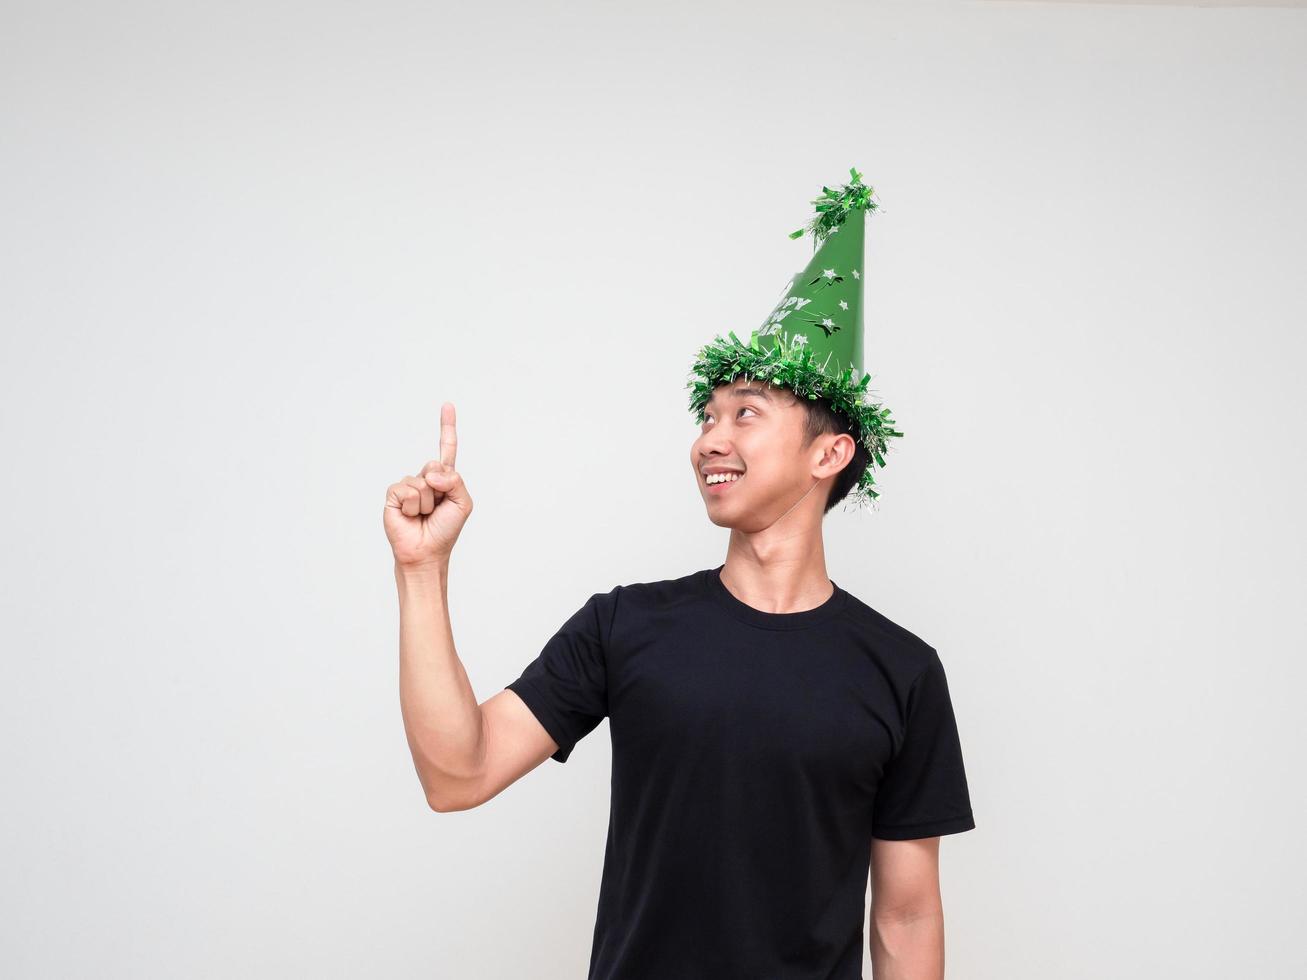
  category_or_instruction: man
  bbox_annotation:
[384,168,976,979]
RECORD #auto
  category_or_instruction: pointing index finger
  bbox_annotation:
[440,401,458,469]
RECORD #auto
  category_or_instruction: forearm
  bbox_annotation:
[395,559,485,808]
[869,906,945,980]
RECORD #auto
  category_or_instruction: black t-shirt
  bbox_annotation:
[504,565,975,980]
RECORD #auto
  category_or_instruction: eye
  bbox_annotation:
[702,406,757,427]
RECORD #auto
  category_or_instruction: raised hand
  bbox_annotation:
[384,401,474,569]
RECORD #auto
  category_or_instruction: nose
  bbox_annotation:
[695,424,732,458]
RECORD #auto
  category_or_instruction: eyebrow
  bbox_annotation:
[704,384,774,414]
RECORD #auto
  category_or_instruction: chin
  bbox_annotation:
[702,496,753,530]
[701,497,732,528]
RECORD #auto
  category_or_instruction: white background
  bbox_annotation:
[3,0,1305,976]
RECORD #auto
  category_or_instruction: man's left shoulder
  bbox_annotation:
[837,587,940,675]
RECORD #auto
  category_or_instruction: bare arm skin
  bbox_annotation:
[386,403,560,812]
[869,836,946,980]
[395,562,559,810]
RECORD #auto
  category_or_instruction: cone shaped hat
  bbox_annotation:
[686,167,902,508]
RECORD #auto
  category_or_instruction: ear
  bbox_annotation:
[811,432,857,479]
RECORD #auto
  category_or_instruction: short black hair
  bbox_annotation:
[798,396,869,515]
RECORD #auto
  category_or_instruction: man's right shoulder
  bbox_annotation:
[593,566,707,623]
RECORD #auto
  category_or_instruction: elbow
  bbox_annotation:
[427,792,459,813]
[415,732,487,813]
[425,781,481,813]
[426,787,463,812]
[429,797,475,813]
[871,899,944,927]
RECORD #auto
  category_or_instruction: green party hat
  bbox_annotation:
[686,166,903,509]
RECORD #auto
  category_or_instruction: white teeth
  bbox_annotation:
[705,472,741,484]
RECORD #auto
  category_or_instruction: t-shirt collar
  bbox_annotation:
[703,564,849,631]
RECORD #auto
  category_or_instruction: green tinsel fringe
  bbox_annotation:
[788,165,880,247]
[685,330,903,510]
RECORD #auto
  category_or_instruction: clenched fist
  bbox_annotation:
[384,402,474,568]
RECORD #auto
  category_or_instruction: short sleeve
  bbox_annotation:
[504,587,620,764]
[871,648,976,840]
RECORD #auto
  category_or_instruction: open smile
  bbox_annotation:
[703,472,744,494]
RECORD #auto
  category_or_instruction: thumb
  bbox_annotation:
[424,466,471,507]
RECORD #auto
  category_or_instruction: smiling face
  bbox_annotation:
[691,379,849,529]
